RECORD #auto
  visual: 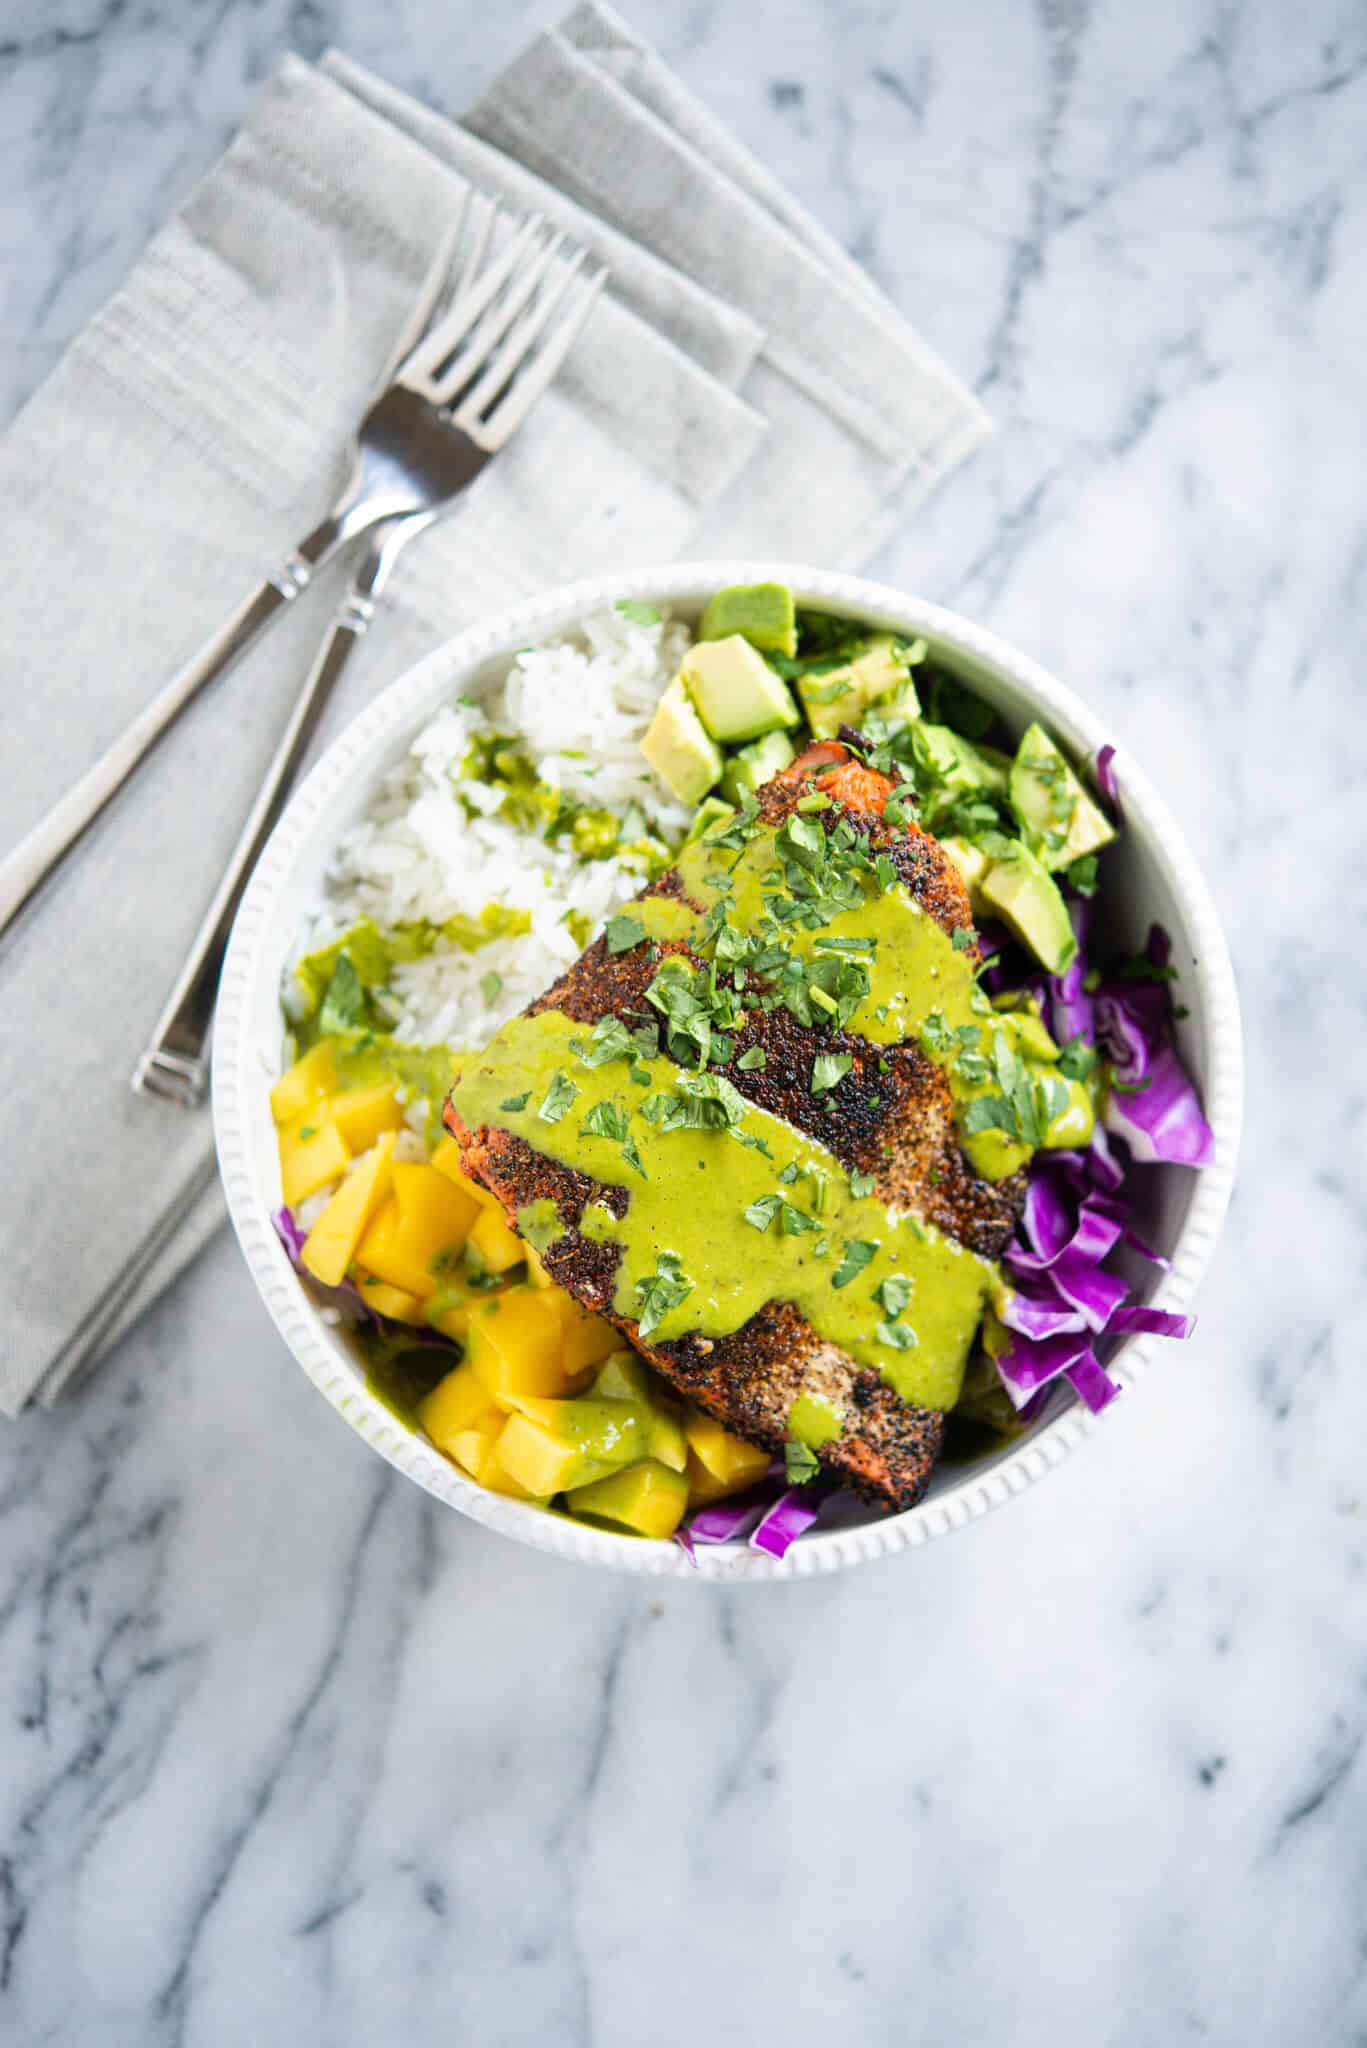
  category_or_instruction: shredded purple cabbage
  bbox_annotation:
[272,1205,309,1268]
[1095,743,1120,813]
[994,902,1209,1416]
[751,1487,823,1559]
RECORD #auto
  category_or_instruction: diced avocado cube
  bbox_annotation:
[567,1459,690,1539]
[642,676,724,805]
[720,728,795,805]
[683,795,736,845]
[679,637,801,743]
[981,843,1077,976]
[593,1351,688,1471]
[1008,722,1117,871]
[939,835,992,909]
[798,634,920,739]
[698,581,798,658]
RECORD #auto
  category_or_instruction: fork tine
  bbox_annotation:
[461,268,608,450]
[397,212,544,395]
[452,249,589,428]
[420,226,567,409]
[378,195,471,389]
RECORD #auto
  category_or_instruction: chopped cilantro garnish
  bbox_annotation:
[849,1169,876,1198]
[621,1134,647,1178]
[779,1201,820,1236]
[744,1193,782,1232]
[480,970,503,1006]
[498,1092,531,1113]
[874,852,897,891]
[1058,1035,1098,1081]
[777,1163,799,1186]
[811,1051,853,1095]
[581,1101,631,1141]
[951,927,975,952]
[604,913,648,954]
[635,1251,693,1338]
[877,1320,918,1351]
[784,1439,822,1485]
[579,1016,635,1068]
[616,599,662,626]
[832,1239,878,1288]
[537,1070,578,1123]
[298,1125,317,1141]
[737,1045,767,1071]
[875,1274,912,1317]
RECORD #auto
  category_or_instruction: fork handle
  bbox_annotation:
[0,516,349,939]
[131,519,423,1107]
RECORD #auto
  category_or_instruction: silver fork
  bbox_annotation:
[0,194,594,938]
[131,220,606,1108]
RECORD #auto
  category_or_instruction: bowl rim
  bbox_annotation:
[213,559,1244,1582]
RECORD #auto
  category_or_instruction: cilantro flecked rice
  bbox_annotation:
[290,606,693,1053]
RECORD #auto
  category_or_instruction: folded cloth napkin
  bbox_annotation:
[0,0,988,1415]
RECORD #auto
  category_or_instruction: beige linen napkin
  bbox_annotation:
[0,10,988,1414]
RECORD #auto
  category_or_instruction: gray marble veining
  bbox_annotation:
[2,1,1365,2042]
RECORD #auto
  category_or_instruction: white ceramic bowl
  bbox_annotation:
[213,562,1243,1581]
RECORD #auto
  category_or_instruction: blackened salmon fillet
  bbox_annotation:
[445,743,1025,1511]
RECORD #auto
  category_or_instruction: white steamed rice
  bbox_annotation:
[291,605,694,1056]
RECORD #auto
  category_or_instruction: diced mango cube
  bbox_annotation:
[467,1204,526,1274]
[568,1459,690,1539]
[355,1164,479,1298]
[495,1400,646,1497]
[393,1159,482,1248]
[430,1136,499,1207]
[685,1450,761,1507]
[355,1278,426,1324]
[270,1041,337,1126]
[299,1133,395,1287]
[449,1414,502,1478]
[354,1200,425,1297]
[278,1113,350,1208]
[553,1292,621,1373]
[420,1362,500,1452]
[685,1410,773,1491]
[468,1287,588,1401]
[524,1244,555,1289]
[330,1083,404,1153]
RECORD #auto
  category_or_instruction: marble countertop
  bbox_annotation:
[3,2,1363,2042]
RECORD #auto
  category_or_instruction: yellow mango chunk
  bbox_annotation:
[449,1414,502,1478]
[469,1287,588,1401]
[356,1164,479,1297]
[569,1460,690,1539]
[553,1293,622,1374]
[685,1410,773,1491]
[495,1402,644,1497]
[524,1244,555,1289]
[430,1136,499,1207]
[269,1041,337,1126]
[420,1362,499,1453]
[278,1113,350,1209]
[354,1201,433,1298]
[330,1083,404,1153]
[685,1450,764,1507]
[467,1204,526,1274]
[355,1278,425,1324]
[393,1159,483,1248]
[299,1134,395,1287]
